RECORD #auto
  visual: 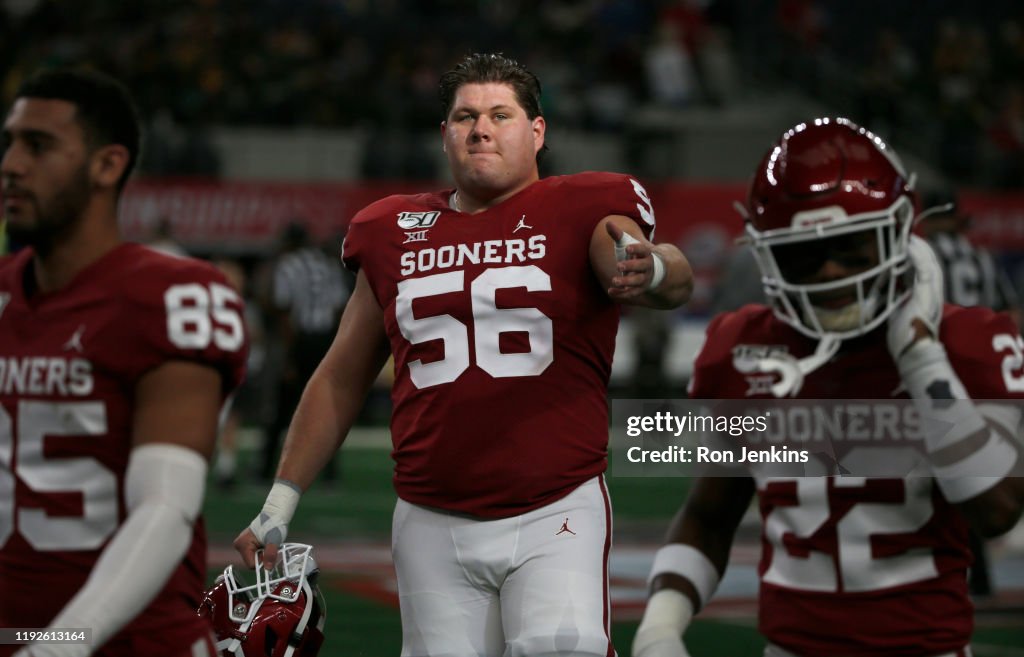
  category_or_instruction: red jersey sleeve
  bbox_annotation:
[113,251,248,396]
[342,195,398,275]
[941,305,1024,399]
[552,172,657,241]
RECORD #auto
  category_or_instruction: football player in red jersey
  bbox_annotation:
[234,53,693,656]
[0,69,247,657]
[633,118,1024,657]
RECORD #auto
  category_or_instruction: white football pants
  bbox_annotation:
[392,476,615,657]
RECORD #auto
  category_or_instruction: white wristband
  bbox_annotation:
[648,251,666,291]
[648,543,720,608]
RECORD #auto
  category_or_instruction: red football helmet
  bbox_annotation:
[742,117,918,339]
[198,543,326,657]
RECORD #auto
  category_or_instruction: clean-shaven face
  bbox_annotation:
[441,82,545,201]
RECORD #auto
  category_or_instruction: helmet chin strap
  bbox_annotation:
[753,334,842,397]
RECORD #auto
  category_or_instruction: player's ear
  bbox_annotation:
[90,144,130,189]
[532,116,546,154]
[440,121,448,153]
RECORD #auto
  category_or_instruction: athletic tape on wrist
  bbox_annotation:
[648,251,666,291]
[898,339,1020,501]
[897,340,987,453]
[266,479,301,517]
[647,544,720,608]
[634,588,694,651]
[250,479,302,544]
[931,433,1020,503]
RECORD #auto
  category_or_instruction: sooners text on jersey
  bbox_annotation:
[344,172,655,517]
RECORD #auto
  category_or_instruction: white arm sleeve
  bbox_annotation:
[24,443,207,657]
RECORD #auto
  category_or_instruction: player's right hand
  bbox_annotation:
[235,512,288,571]
[237,479,302,570]
[233,525,275,571]
[632,625,692,657]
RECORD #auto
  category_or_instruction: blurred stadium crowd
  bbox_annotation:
[1,0,1021,187]
[3,0,1023,482]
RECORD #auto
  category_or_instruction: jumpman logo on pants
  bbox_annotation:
[555,518,576,536]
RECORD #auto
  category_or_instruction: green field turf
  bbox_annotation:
[202,440,1024,656]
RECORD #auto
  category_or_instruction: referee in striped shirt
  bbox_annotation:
[260,221,351,482]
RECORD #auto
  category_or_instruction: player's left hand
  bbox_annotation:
[606,221,658,300]
[887,235,944,360]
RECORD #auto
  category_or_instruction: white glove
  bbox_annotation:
[887,235,943,360]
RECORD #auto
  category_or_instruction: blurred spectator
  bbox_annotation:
[931,20,988,182]
[697,25,741,106]
[987,82,1024,189]
[858,28,918,136]
[644,20,698,107]
[259,221,350,483]
[0,0,1019,189]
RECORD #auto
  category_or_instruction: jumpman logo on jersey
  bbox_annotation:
[63,324,86,353]
[555,518,576,536]
[513,215,533,234]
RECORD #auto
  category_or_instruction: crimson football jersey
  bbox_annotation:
[0,243,247,657]
[343,172,656,517]
[690,303,1023,656]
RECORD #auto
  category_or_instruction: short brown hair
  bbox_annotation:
[439,53,543,120]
